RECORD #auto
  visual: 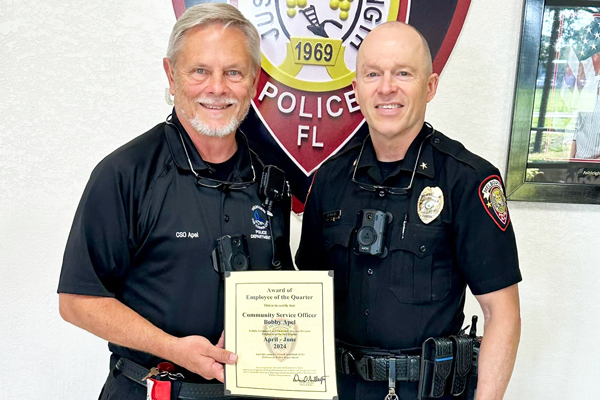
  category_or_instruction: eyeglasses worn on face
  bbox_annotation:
[351,127,434,195]
[165,115,256,190]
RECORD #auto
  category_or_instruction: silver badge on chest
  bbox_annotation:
[417,187,444,224]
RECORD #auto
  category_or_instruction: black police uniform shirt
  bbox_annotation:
[296,123,522,397]
[58,111,293,382]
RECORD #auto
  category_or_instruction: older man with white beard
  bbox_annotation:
[57,4,293,400]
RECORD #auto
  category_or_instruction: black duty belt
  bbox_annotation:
[336,318,481,400]
[336,344,421,383]
[115,358,224,399]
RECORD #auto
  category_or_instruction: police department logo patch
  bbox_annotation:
[479,176,510,231]
[252,205,269,230]
[251,205,272,239]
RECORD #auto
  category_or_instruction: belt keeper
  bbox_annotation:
[342,349,354,375]
[385,358,398,400]
[388,358,396,389]
[407,355,420,382]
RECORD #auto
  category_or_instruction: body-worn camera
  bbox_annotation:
[355,209,393,257]
[212,234,250,274]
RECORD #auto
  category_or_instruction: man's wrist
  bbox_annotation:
[150,332,181,364]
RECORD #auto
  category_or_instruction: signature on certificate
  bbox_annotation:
[293,374,328,384]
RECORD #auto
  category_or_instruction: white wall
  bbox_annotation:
[1,0,599,398]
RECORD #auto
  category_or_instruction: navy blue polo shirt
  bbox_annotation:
[296,123,521,398]
[58,112,292,381]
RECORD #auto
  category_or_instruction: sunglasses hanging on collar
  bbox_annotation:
[165,115,256,190]
[351,125,435,195]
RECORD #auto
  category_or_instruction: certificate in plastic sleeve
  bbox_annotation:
[224,270,338,399]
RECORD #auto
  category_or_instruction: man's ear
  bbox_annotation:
[250,68,260,99]
[426,73,439,103]
[163,58,176,96]
[352,78,359,105]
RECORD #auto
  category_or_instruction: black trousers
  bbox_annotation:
[98,366,147,400]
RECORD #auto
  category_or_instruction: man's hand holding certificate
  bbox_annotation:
[224,271,338,399]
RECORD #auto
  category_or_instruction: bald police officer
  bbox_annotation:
[297,22,521,400]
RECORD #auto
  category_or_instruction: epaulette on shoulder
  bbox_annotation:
[431,130,496,173]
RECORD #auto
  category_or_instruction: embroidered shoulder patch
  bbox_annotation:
[478,175,510,231]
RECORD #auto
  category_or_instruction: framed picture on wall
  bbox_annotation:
[507,0,600,203]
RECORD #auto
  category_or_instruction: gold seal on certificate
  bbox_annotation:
[224,270,338,399]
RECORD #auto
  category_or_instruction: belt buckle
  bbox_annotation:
[357,355,375,382]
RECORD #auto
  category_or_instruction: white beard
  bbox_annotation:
[187,97,250,138]
[189,115,240,138]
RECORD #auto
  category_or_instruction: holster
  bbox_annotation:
[418,337,453,399]
[449,335,473,396]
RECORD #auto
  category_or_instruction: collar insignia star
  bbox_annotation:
[420,162,428,170]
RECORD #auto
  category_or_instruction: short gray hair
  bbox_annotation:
[166,3,261,74]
